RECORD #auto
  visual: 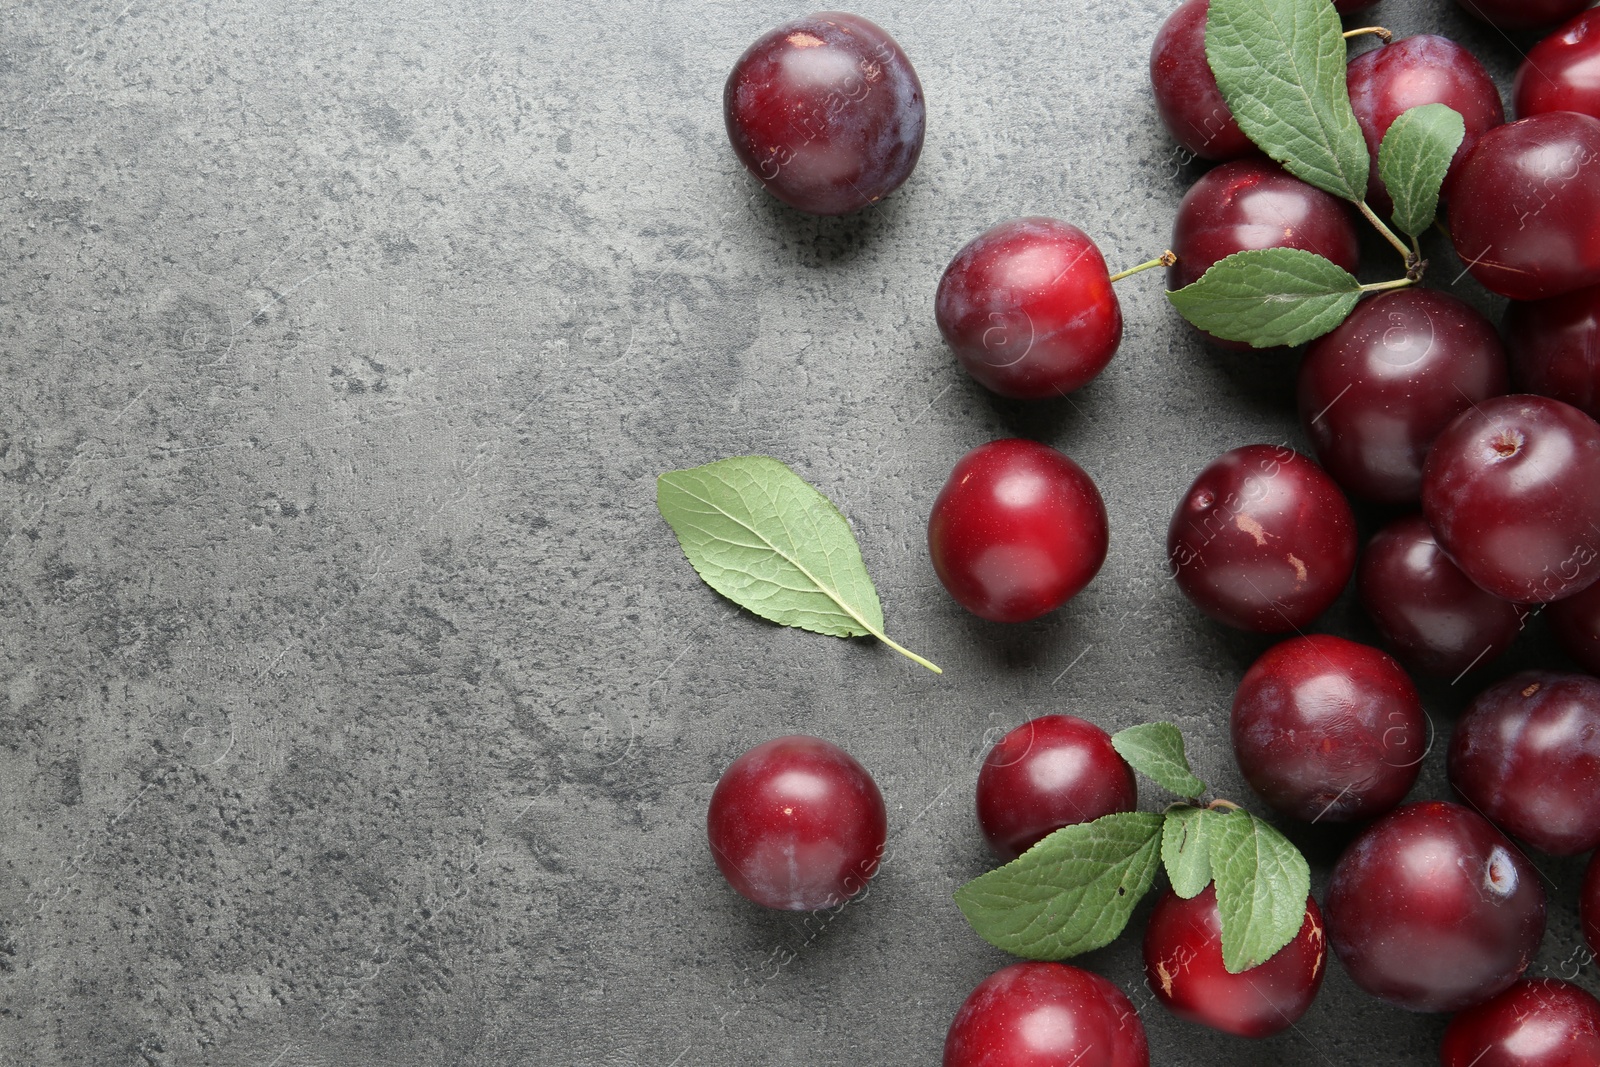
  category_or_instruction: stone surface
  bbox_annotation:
[0,1,1593,1064]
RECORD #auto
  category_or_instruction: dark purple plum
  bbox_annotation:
[1325,801,1545,1013]
[976,715,1137,861]
[1504,284,1600,422]
[725,12,924,216]
[1455,0,1593,32]
[1167,445,1356,632]
[1347,35,1504,211]
[1231,635,1426,823]
[1449,113,1600,301]
[1422,395,1600,604]
[1358,515,1524,677]
[1149,0,1253,162]
[1299,288,1508,504]
[1440,979,1600,1067]
[1549,578,1600,674]
[1515,8,1600,121]
[1168,160,1360,351]
[1448,671,1600,856]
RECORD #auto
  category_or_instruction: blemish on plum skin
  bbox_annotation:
[1307,913,1325,977]
[1287,552,1308,583]
[1521,682,1541,698]
[1483,845,1518,898]
[1235,512,1271,546]
[787,32,824,48]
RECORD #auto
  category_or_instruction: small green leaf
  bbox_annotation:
[1379,103,1467,238]
[1206,0,1370,201]
[1162,806,1224,898]
[657,456,939,672]
[1112,723,1207,798]
[1167,247,1362,347]
[1208,809,1312,973]
[954,812,1165,960]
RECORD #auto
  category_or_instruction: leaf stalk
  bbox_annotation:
[873,631,943,673]
[1356,200,1417,264]
[820,572,943,673]
[1359,276,1417,294]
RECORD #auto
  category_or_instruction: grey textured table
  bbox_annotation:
[2,0,1596,1063]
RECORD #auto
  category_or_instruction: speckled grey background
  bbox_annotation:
[1,0,1596,1063]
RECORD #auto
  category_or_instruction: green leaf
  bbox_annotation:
[954,812,1165,960]
[1111,723,1206,798]
[1167,248,1362,347]
[1208,809,1312,973]
[1379,103,1467,238]
[1206,0,1369,201]
[657,456,940,672]
[1161,806,1224,898]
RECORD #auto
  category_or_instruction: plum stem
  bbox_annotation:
[1342,26,1393,43]
[1109,250,1177,283]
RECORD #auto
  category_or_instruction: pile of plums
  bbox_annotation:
[710,4,1600,1066]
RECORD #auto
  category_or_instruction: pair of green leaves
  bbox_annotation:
[657,455,940,672]
[954,722,1311,974]
[1167,0,1466,348]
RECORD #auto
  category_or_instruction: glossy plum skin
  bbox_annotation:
[944,961,1149,1067]
[1347,35,1504,211]
[1325,801,1546,1013]
[1448,671,1600,856]
[1515,9,1600,121]
[706,735,886,911]
[1149,0,1253,161]
[1231,635,1425,823]
[1167,159,1362,286]
[1358,514,1525,677]
[1584,852,1600,959]
[724,12,924,216]
[1548,578,1600,673]
[976,715,1137,861]
[928,440,1109,623]
[1298,289,1509,504]
[935,219,1122,399]
[1504,284,1600,422]
[1169,160,1360,348]
[1167,445,1357,632]
[1143,887,1326,1038]
[1421,395,1600,604]
[1449,113,1600,301]
[1440,979,1600,1067]
[1455,0,1594,32]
